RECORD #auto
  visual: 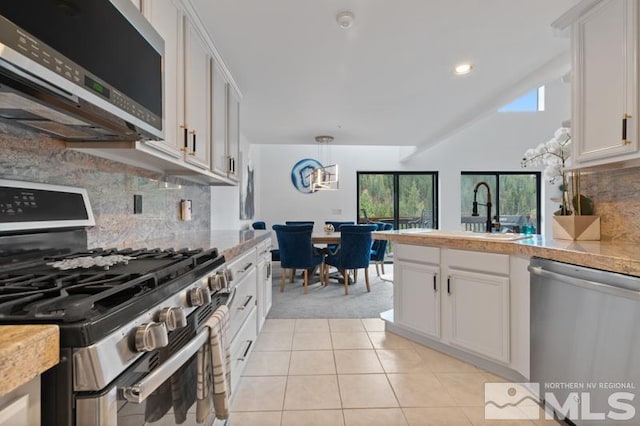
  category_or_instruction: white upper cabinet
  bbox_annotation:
[210,63,240,181]
[570,0,639,167]
[211,60,229,176]
[141,0,184,158]
[183,19,211,169]
[226,86,240,181]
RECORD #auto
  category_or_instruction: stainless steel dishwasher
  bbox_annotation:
[530,257,640,426]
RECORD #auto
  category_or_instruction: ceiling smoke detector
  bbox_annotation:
[336,11,355,29]
[315,135,334,143]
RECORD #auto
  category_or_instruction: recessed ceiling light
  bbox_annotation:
[454,63,473,75]
[336,11,355,29]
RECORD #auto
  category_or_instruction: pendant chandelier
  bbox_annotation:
[308,135,339,192]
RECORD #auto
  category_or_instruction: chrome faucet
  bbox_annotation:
[472,181,493,233]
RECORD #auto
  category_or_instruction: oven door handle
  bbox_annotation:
[121,328,209,403]
[223,287,237,307]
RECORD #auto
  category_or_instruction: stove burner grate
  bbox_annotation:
[0,247,223,324]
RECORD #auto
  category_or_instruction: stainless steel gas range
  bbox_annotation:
[0,179,232,425]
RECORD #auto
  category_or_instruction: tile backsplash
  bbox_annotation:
[0,123,210,248]
[578,166,640,242]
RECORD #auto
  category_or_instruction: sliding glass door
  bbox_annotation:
[357,172,438,230]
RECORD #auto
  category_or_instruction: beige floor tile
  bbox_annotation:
[343,408,408,425]
[435,373,489,406]
[412,345,479,373]
[295,318,330,332]
[332,332,374,349]
[262,318,296,333]
[402,407,472,425]
[283,375,342,410]
[361,318,386,332]
[368,331,414,349]
[531,406,565,425]
[338,374,399,408]
[334,349,385,374]
[288,350,336,375]
[231,376,287,412]
[230,411,282,426]
[478,370,509,383]
[243,351,291,376]
[292,331,333,350]
[387,373,456,407]
[281,409,345,426]
[330,318,366,332]
[461,406,537,426]
[376,349,431,373]
[254,332,293,351]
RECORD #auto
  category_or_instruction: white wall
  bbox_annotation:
[211,132,255,230]
[250,77,570,236]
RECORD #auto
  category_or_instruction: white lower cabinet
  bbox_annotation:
[393,244,511,365]
[230,307,257,393]
[0,376,40,426]
[446,268,510,363]
[256,241,273,332]
[395,260,440,340]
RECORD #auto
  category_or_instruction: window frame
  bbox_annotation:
[356,171,439,229]
[461,171,541,232]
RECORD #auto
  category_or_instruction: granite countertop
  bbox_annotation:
[374,229,640,277]
[0,325,59,396]
[131,229,272,262]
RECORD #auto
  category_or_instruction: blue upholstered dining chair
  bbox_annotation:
[251,221,266,230]
[272,224,324,294]
[324,224,377,295]
[285,221,315,226]
[324,221,355,252]
[370,222,393,278]
[252,221,280,261]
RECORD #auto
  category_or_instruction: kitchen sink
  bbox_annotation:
[417,230,534,241]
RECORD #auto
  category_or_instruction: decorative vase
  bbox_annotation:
[324,224,335,234]
[552,215,600,241]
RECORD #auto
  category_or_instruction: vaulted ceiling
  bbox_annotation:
[191,0,581,152]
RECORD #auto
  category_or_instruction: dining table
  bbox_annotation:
[311,232,341,245]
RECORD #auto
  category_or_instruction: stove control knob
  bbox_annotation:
[188,286,212,307]
[134,322,169,352]
[208,271,228,291]
[158,307,187,331]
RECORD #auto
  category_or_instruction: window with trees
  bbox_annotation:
[357,172,438,230]
[461,172,541,233]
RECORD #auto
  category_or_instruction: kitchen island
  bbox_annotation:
[0,325,59,425]
[373,228,640,277]
[372,228,640,382]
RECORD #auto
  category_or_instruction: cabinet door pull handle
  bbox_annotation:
[447,276,451,295]
[192,132,197,153]
[623,114,631,145]
[433,274,437,292]
[181,127,188,151]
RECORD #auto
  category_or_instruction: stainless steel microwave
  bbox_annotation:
[0,0,164,141]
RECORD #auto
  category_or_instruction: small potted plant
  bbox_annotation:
[521,127,600,240]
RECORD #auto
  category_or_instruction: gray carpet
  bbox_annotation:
[267,264,394,319]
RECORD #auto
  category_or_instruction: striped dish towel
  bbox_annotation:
[196,305,231,422]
